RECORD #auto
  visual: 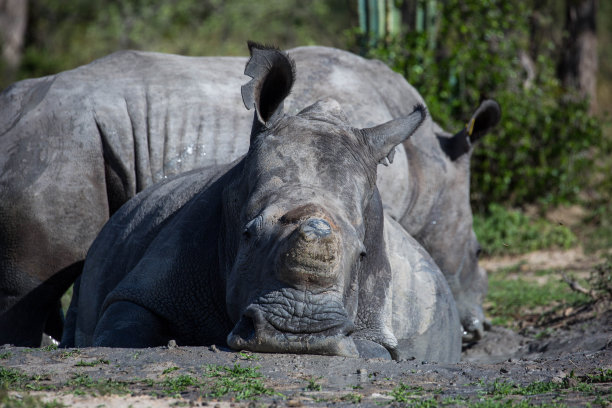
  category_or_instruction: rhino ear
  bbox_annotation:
[442,99,501,161]
[241,41,295,128]
[362,104,427,166]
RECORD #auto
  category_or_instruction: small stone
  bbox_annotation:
[209,344,219,353]
[286,398,302,407]
[359,369,369,382]
[500,367,509,374]
[167,339,177,348]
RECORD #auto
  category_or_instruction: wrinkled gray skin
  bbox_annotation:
[61,44,462,362]
[0,45,498,346]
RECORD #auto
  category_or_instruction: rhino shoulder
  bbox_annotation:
[383,214,462,362]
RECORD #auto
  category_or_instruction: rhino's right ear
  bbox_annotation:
[362,104,427,166]
[241,41,295,134]
[442,99,501,161]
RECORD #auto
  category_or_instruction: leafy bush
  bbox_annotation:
[366,0,603,208]
[13,0,355,88]
[473,204,577,256]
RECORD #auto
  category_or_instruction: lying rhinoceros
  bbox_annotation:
[0,45,499,346]
[61,43,462,362]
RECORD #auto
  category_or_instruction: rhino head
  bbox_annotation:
[403,100,501,342]
[221,43,426,357]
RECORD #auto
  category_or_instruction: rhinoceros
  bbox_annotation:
[61,43,462,362]
[0,45,499,346]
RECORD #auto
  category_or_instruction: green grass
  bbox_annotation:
[238,351,259,361]
[340,393,362,403]
[74,359,109,367]
[204,364,281,401]
[473,204,577,256]
[585,369,612,383]
[65,374,129,396]
[160,374,200,397]
[161,366,180,375]
[305,376,323,392]
[478,371,609,403]
[0,388,66,408]
[0,352,12,359]
[486,267,591,327]
[389,383,424,402]
[0,368,31,389]
[59,349,80,359]
[0,363,280,401]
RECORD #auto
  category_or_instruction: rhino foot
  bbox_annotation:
[461,316,490,343]
[353,338,393,360]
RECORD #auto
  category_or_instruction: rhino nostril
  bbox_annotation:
[232,315,256,342]
[299,218,332,241]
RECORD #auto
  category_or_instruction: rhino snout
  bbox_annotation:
[276,217,340,287]
[226,300,359,357]
[460,305,490,343]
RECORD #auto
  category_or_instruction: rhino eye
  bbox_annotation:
[243,215,263,239]
[475,245,482,259]
[359,243,367,259]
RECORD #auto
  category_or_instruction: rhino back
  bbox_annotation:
[75,51,251,193]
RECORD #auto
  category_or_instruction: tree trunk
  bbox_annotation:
[0,0,27,85]
[558,0,598,113]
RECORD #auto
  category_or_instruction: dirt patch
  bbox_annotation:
[1,310,610,407]
[479,246,601,273]
[2,251,610,407]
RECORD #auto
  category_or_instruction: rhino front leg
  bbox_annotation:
[92,301,171,347]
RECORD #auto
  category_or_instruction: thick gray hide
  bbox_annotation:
[63,167,460,362]
[61,45,461,361]
[0,46,497,346]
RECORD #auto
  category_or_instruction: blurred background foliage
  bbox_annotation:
[0,0,610,257]
[365,0,607,212]
[13,0,356,80]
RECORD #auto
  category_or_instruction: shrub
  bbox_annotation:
[366,0,603,208]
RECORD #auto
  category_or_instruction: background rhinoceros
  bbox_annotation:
[0,45,498,346]
[62,44,462,363]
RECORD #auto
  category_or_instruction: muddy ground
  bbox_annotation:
[1,253,611,407]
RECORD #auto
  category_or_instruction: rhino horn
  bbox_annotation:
[241,41,296,127]
[444,99,501,161]
[362,104,427,166]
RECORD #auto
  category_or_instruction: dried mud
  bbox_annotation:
[1,253,611,407]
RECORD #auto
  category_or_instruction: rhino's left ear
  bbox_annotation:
[442,99,501,161]
[362,104,427,166]
[241,41,295,130]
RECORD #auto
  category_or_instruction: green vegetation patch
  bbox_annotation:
[160,374,200,397]
[486,267,591,327]
[0,388,65,408]
[65,373,130,396]
[205,364,280,401]
[0,368,31,389]
[59,349,80,359]
[340,392,362,403]
[74,358,109,367]
[305,376,323,391]
[473,204,577,256]
[478,371,610,403]
[389,383,425,402]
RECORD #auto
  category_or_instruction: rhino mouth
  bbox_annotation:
[226,288,359,357]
